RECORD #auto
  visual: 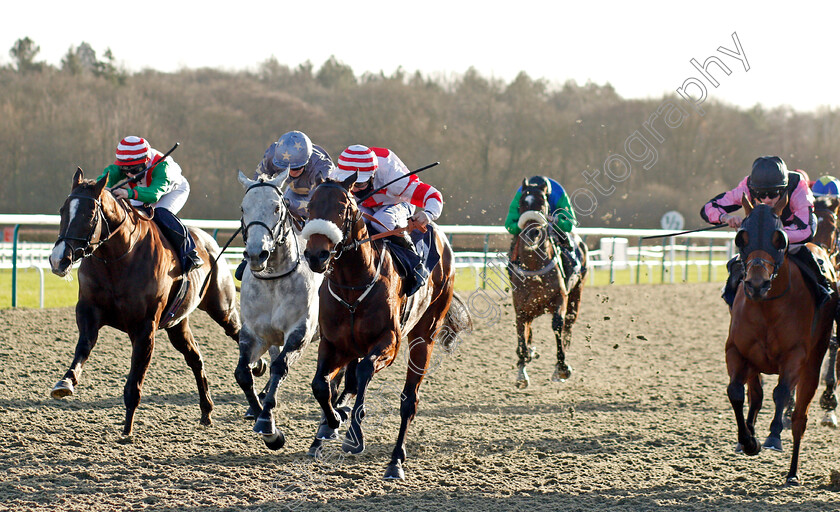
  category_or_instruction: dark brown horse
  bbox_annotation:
[301,174,470,480]
[508,179,587,388]
[811,195,840,427]
[48,168,241,435]
[726,195,836,486]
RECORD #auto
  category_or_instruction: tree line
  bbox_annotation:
[3,37,840,230]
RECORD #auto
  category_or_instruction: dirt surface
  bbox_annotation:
[3,282,840,511]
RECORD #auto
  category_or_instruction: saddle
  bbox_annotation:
[385,224,441,282]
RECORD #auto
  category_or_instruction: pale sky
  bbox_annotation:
[2,1,836,112]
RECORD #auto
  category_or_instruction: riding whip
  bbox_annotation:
[355,161,440,202]
[111,142,181,191]
[641,223,728,240]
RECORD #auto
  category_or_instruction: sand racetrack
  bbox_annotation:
[3,282,840,511]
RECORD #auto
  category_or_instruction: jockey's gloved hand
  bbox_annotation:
[411,210,431,228]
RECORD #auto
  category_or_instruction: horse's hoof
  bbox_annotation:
[551,363,572,382]
[342,425,365,455]
[51,379,75,399]
[734,443,743,453]
[528,346,539,360]
[253,416,275,436]
[515,367,530,389]
[199,415,212,427]
[262,431,286,451]
[307,438,324,457]
[763,436,783,452]
[785,475,801,486]
[315,422,338,441]
[244,405,261,421]
[384,461,405,480]
[821,411,839,428]
[742,437,761,456]
[820,392,838,411]
[251,358,268,377]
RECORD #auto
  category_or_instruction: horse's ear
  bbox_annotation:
[521,178,529,190]
[94,174,108,197]
[735,229,748,248]
[72,167,84,189]
[238,169,255,189]
[741,193,753,216]
[773,192,789,217]
[341,172,357,191]
[269,168,289,188]
[772,229,788,251]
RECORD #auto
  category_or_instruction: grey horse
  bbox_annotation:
[234,170,323,450]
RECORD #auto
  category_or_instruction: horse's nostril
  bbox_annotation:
[258,250,269,262]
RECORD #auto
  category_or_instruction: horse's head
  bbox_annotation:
[814,195,840,255]
[301,173,361,273]
[517,177,552,251]
[735,193,789,301]
[237,170,291,272]
[49,168,112,277]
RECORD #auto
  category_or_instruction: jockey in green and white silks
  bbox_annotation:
[505,176,581,276]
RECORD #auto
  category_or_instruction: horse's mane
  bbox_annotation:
[815,196,837,210]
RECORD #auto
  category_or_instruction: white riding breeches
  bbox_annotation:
[359,202,414,234]
[129,176,190,215]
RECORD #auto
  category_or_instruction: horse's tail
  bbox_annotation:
[438,292,473,353]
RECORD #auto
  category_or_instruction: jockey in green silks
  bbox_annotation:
[505,176,581,277]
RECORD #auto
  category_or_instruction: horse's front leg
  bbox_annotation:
[786,349,824,486]
[308,364,353,457]
[764,377,792,452]
[234,325,269,420]
[311,339,349,442]
[255,323,315,450]
[165,316,213,428]
[514,314,532,389]
[123,320,156,436]
[342,337,394,456]
[727,347,761,456]
[552,297,572,382]
[52,301,102,398]
[820,334,839,427]
[562,280,583,349]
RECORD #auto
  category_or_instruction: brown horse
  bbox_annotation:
[811,195,840,427]
[508,179,587,388]
[726,195,836,486]
[48,168,241,435]
[301,174,470,480]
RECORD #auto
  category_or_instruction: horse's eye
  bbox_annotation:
[275,205,280,214]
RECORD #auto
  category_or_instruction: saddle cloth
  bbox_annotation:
[384,224,441,280]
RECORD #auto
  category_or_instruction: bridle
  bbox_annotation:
[311,182,364,262]
[241,181,292,247]
[512,188,563,276]
[240,181,300,279]
[55,192,129,262]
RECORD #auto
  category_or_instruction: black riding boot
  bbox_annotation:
[722,256,743,308]
[387,233,429,297]
[153,208,203,274]
[793,248,835,308]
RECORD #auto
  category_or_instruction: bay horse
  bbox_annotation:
[726,194,837,486]
[508,179,587,388]
[811,195,840,427]
[301,174,471,480]
[49,168,241,435]
[234,170,323,450]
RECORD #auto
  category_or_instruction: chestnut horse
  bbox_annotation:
[508,179,587,388]
[301,174,470,480]
[49,169,241,435]
[726,195,836,486]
